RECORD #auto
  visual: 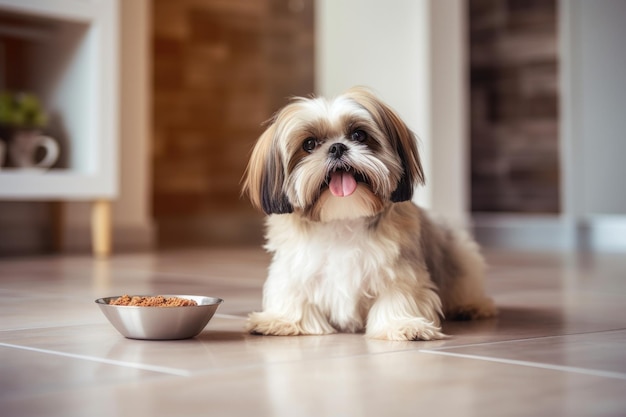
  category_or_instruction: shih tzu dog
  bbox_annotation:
[242,87,496,341]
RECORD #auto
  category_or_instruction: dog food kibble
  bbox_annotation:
[109,295,197,307]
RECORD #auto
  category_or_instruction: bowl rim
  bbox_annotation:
[95,294,224,308]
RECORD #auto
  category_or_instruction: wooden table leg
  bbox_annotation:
[91,199,112,257]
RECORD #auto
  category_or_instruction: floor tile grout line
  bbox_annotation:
[3,338,625,382]
[0,342,192,377]
[432,328,626,351]
[0,323,103,333]
[419,349,626,381]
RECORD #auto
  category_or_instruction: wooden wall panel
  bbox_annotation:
[469,0,560,213]
[152,0,314,246]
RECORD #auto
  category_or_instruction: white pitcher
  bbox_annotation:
[0,140,5,169]
[8,130,59,169]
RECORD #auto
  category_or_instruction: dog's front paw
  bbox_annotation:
[245,312,303,336]
[366,318,447,341]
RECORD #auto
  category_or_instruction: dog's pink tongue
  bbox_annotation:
[329,171,357,197]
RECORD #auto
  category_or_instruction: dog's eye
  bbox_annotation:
[302,138,317,153]
[351,129,367,143]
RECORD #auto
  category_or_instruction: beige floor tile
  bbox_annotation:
[3,349,625,417]
[428,329,626,376]
[0,319,425,375]
[0,345,166,402]
[1,247,626,416]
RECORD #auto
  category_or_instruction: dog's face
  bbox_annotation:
[243,87,425,222]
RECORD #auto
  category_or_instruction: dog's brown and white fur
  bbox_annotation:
[243,87,496,341]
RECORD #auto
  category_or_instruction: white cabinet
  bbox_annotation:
[0,0,119,255]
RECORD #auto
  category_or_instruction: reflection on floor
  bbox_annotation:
[1,248,625,416]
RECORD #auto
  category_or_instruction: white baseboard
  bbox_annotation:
[473,213,626,252]
[576,216,626,252]
[3,212,624,255]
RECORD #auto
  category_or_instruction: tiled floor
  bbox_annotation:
[1,247,625,416]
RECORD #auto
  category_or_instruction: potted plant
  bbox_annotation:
[0,92,48,130]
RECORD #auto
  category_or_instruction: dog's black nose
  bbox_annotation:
[329,143,348,159]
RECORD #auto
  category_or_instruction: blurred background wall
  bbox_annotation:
[469,0,559,214]
[317,0,468,226]
[560,0,626,250]
[151,0,314,247]
[1,0,625,254]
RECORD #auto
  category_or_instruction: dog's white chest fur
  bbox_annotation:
[264,214,396,332]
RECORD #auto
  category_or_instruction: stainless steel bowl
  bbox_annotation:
[95,295,223,340]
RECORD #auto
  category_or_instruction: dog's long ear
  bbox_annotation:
[345,87,425,202]
[242,121,293,214]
